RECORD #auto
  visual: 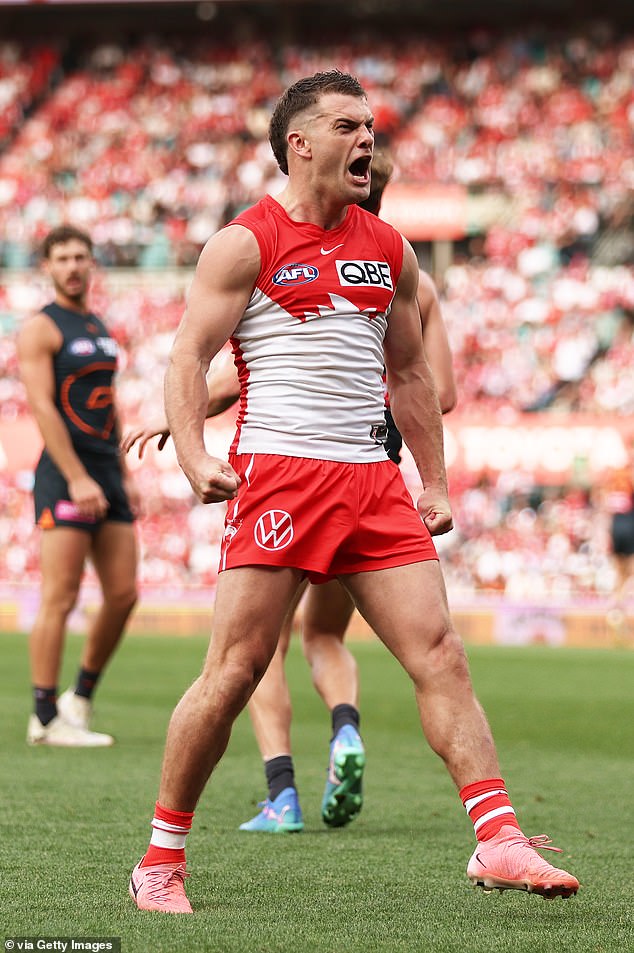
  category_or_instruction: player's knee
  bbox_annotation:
[410,624,471,688]
[250,644,277,688]
[301,631,317,665]
[302,629,340,663]
[106,582,138,615]
[201,643,271,715]
[41,583,81,618]
[434,628,471,687]
[123,584,138,614]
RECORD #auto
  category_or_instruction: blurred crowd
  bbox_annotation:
[0,408,626,605]
[1,19,633,602]
[1,24,633,267]
[2,261,632,601]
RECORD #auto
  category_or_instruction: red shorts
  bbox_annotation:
[219,453,437,583]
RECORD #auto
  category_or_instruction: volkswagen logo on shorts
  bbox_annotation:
[254,509,294,550]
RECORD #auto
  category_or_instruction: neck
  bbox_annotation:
[274,187,350,231]
[56,293,88,314]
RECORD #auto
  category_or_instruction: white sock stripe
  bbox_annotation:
[464,789,507,814]
[151,818,190,834]
[473,805,516,832]
[150,829,188,849]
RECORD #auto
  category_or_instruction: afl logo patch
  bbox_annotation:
[70,338,97,356]
[273,263,319,286]
[254,509,294,551]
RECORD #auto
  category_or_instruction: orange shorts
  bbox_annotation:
[219,453,437,582]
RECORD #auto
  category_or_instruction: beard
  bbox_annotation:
[55,276,87,303]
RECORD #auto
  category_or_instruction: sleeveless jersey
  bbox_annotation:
[43,301,119,456]
[227,195,404,463]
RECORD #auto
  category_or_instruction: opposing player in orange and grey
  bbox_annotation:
[128,71,579,914]
[17,224,139,748]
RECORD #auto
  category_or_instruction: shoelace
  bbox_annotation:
[263,802,290,821]
[145,865,189,901]
[525,834,562,854]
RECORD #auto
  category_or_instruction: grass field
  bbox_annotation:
[1,630,633,953]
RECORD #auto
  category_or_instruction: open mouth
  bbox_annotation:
[349,155,371,182]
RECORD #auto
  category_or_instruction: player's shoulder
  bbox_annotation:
[219,196,276,248]
[220,196,285,274]
[17,307,62,353]
[22,302,60,333]
[193,216,261,292]
[229,195,274,229]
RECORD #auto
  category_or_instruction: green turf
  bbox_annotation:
[1,631,633,953]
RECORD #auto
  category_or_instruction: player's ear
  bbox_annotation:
[287,130,311,161]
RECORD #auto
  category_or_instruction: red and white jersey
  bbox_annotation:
[227,195,403,463]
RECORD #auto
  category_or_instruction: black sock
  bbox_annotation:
[75,667,102,700]
[34,686,57,726]
[331,703,360,740]
[264,755,296,801]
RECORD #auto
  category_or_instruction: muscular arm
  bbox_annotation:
[384,240,452,535]
[164,224,259,503]
[418,271,457,414]
[17,312,109,518]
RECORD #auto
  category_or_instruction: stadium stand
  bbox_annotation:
[1,7,633,638]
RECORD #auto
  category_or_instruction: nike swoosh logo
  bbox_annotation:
[130,876,140,897]
[475,853,486,868]
[320,244,344,255]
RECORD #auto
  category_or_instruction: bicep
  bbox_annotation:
[171,225,260,368]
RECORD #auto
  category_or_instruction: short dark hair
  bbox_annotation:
[42,225,93,259]
[269,70,367,175]
[358,149,394,216]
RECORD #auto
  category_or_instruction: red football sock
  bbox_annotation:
[141,801,194,867]
[460,778,522,841]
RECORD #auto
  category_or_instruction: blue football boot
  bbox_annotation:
[239,786,304,833]
[321,725,365,827]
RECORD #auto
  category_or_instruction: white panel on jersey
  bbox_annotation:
[233,287,390,463]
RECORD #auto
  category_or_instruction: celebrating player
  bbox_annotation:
[122,149,457,833]
[128,71,579,913]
